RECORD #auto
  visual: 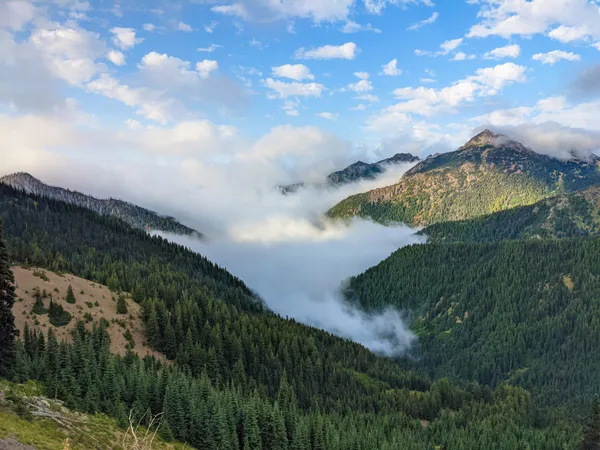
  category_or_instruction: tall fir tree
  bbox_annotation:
[0,220,17,376]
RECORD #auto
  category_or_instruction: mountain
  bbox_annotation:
[328,130,600,226]
[423,185,600,244]
[345,236,600,412]
[0,183,586,449]
[0,172,201,236]
[279,152,419,194]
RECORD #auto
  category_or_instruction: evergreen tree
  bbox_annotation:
[117,295,128,315]
[66,284,76,304]
[0,220,17,376]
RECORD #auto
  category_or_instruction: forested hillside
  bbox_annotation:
[422,186,600,243]
[346,238,600,411]
[0,172,200,236]
[328,130,600,226]
[0,183,587,448]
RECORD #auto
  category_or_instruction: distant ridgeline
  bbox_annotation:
[0,182,588,449]
[328,130,600,226]
[0,172,201,236]
[278,152,419,194]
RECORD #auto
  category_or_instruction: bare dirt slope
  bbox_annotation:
[11,266,162,359]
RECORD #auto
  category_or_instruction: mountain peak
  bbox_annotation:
[463,129,503,148]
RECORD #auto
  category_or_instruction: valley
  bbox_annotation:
[1,130,600,449]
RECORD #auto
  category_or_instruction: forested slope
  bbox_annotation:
[328,130,600,226]
[0,172,200,236]
[0,183,587,448]
[422,186,600,243]
[346,238,600,411]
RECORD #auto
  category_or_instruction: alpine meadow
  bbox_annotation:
[2,0,600,449]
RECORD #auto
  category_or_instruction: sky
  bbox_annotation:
[2,0,600,353]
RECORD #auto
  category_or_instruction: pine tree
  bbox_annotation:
[117,295,128,315]
[0,220,17,376]
[66,284,76,304]
[582,398,600,450]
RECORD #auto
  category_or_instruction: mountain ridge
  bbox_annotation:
[0,172,201,236]
[328,130,600,226]
[279,152,419,194]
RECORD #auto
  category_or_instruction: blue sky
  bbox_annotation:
[2,0,600,189]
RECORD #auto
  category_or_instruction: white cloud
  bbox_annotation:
[483,44,521,60]
[204,21,219,33]
[407,11,439,31]
[341,21,381,33]
[139,52,218,81]
[440,38,463,54]
[212,0,353,22]
[317,112,339,120]
[548,25,589,43]
[86,74,174,124]
[197,44,222,53]
[594,42,600,51]
[296,42,358,60]
[415,37,465,57]
[364,0,434,15]
[262,78,325,98]
[347,73,372,93]
[350,104,366,111]
[468,0,600,43]
[532,50,581,64]
[110,27,143,50]
[382,59,402,76]
[356,94,379,102]
[196,59,219,77]
[470,106,535,127]
[107,50,125,66]
[177,21,193,32]
[272,64,314,81]
[0,0,38,30]
[367,62,527,130]
[125,118,142,129]
[143,23,155,32]
[211,4,250,19]
[29,25,107,86]
[452,52,476,61]
[420,78,435,83]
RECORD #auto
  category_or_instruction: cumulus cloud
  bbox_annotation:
[110,27,143,50]
[262,78,325,97]
[295,42,358,60]
[532,50,581,64]
[467,0,600,43]
[272,64,314,81]
[483,44,521,60]
[347,72,373,92]
[341,21,381,33]
[368,62,527,128]
[107,50,125,66]
[452,52,476,61]
[382,59,402,76]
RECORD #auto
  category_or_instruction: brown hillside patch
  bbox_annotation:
[11,266,163,360]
